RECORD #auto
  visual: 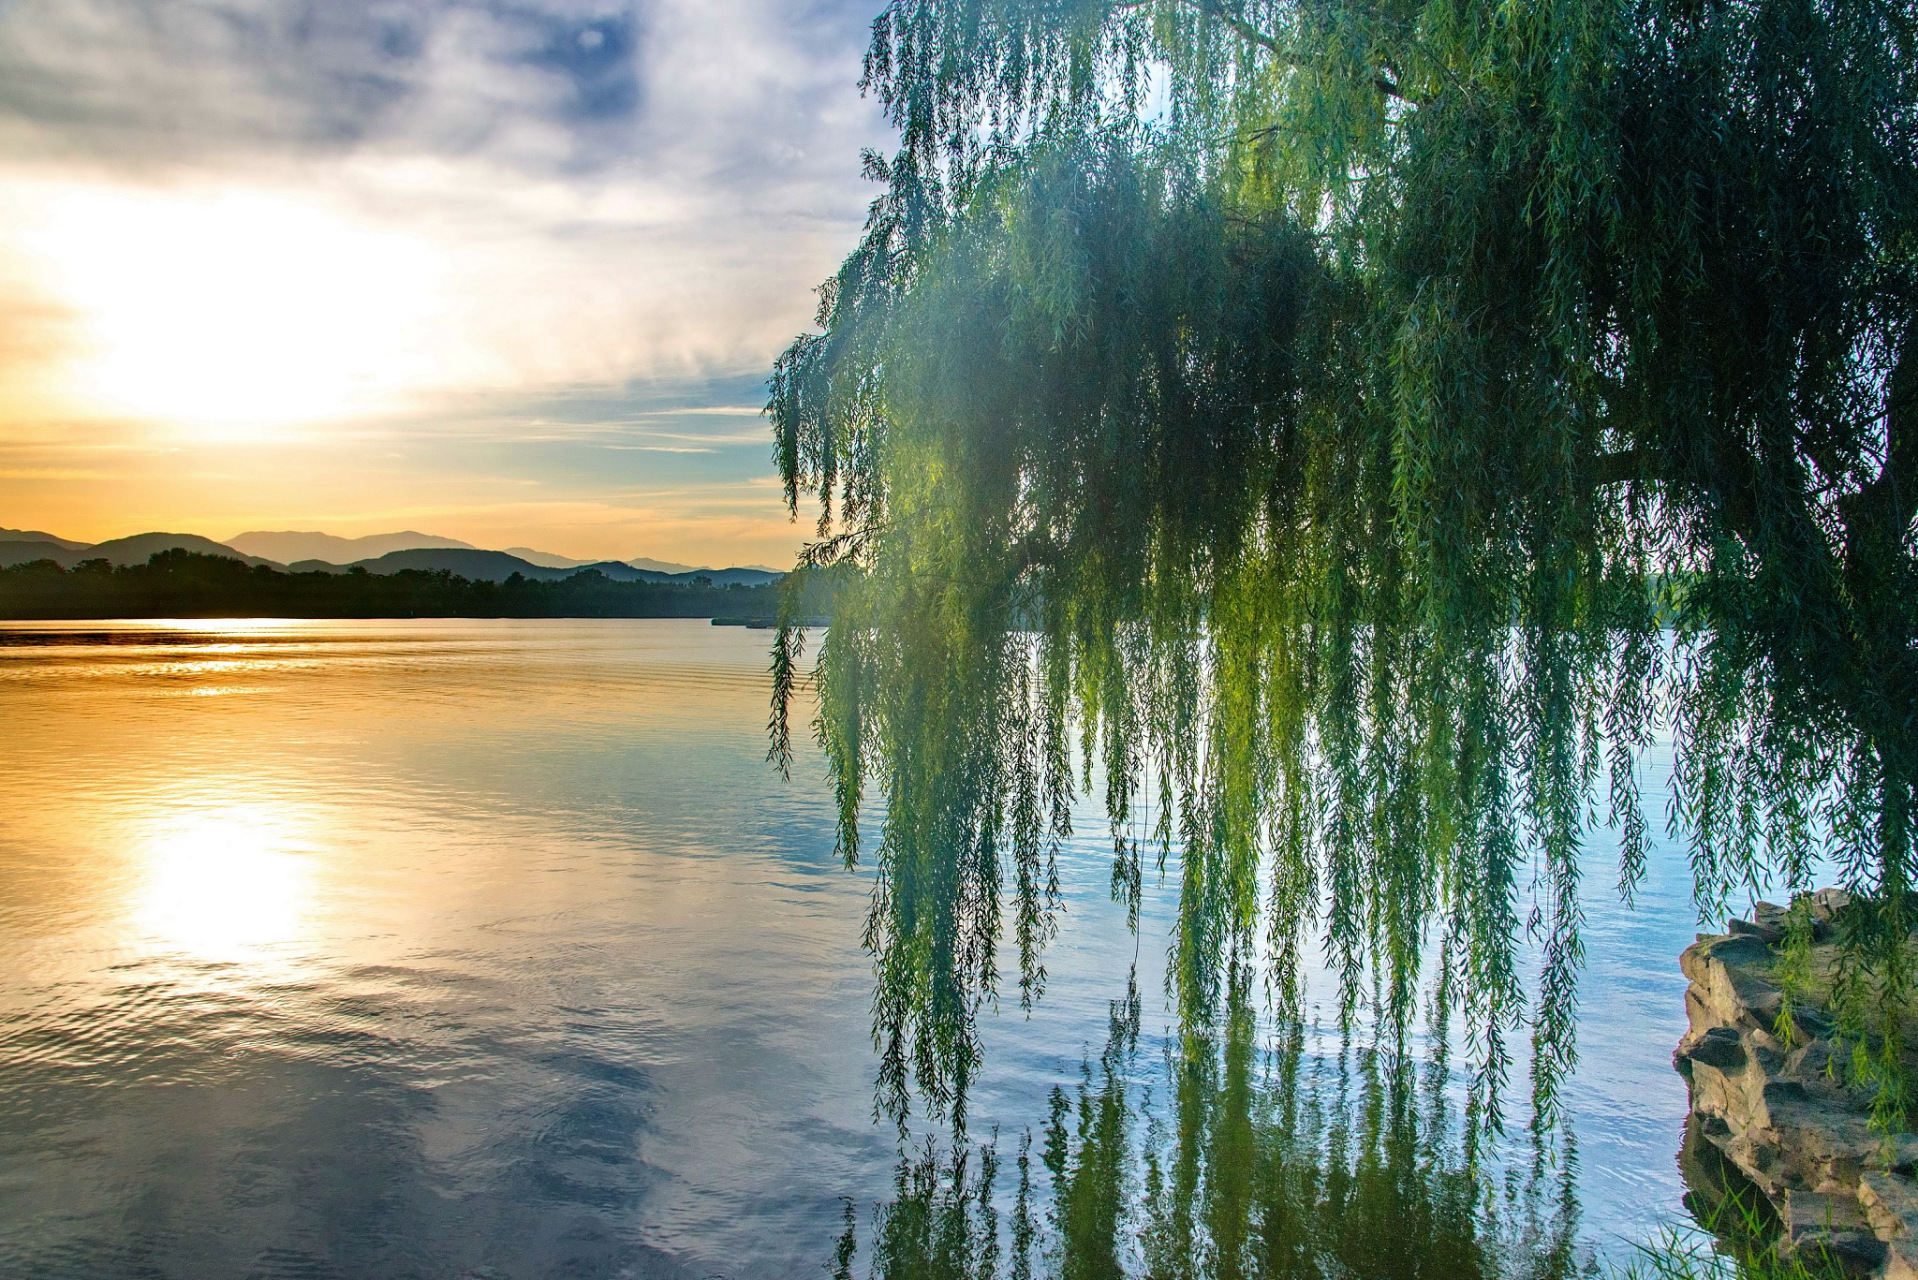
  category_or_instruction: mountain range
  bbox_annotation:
[0,527,89,551]
[0,528,783,586]
[502,547,696,575]
[226,530,475,563]
[0,531,282,569]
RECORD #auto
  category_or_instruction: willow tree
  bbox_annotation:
[768,0,1918,1131]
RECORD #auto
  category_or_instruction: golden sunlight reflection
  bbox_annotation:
[13,182,445,433]
[133,804,315,960]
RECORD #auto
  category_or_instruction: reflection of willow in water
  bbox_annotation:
[838,975,1582,1280]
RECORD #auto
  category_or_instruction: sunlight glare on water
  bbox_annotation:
[132,804,316,960]
[0,618,1712,1279]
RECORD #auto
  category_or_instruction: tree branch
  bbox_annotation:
[1195,1,1415,102]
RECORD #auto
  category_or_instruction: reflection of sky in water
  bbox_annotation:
[0,619,1734,1277]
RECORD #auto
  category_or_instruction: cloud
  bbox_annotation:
[0,2,640,168]
[0,0,886,399]
[0,0,883,563]
[0,1,879,181]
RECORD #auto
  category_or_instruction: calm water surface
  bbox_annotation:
[0,619,1710,1277]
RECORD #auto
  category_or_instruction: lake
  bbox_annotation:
[0,618,1715,1278]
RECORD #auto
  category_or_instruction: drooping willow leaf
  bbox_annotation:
[769,0,1918,1132]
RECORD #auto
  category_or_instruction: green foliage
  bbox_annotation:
[0,550,799,620]
[1615,1230,1850,1280]
[769,0,1918,1130]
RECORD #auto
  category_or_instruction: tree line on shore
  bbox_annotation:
[0,549,825,620]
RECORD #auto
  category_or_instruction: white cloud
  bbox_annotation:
[0,0,885,429]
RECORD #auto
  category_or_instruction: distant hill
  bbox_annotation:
[0,525,785,585]
[286,549,784,587]
[465,556,662,583]
[503,546,597,569]
[570,561,658,582]
[0,540,77,568]
[0,527,88,551]
[506,551,713,575]
[228,530,474,562]
[234,537,720,576]
[631,567,784,587]
[293,548,573,582]
[0,532,280,569]
[86,533,282,568]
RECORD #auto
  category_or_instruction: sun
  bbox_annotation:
[11,181,447,436]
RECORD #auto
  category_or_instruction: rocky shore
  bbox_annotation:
[1677,890,1918,1277]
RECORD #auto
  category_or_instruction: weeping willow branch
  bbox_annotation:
[768,0,1918,1132]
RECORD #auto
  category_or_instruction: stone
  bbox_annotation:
[1794,1005,1838,1042]
[1675,889,1918,1279]
[1860,1172,1918,1244]
[1780,1188,1887,1274]
[1813,887,1857,922]
[1686,1026,1748,1071]
[1731,902,1791,944]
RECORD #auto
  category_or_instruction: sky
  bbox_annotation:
[0,0,889,567]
